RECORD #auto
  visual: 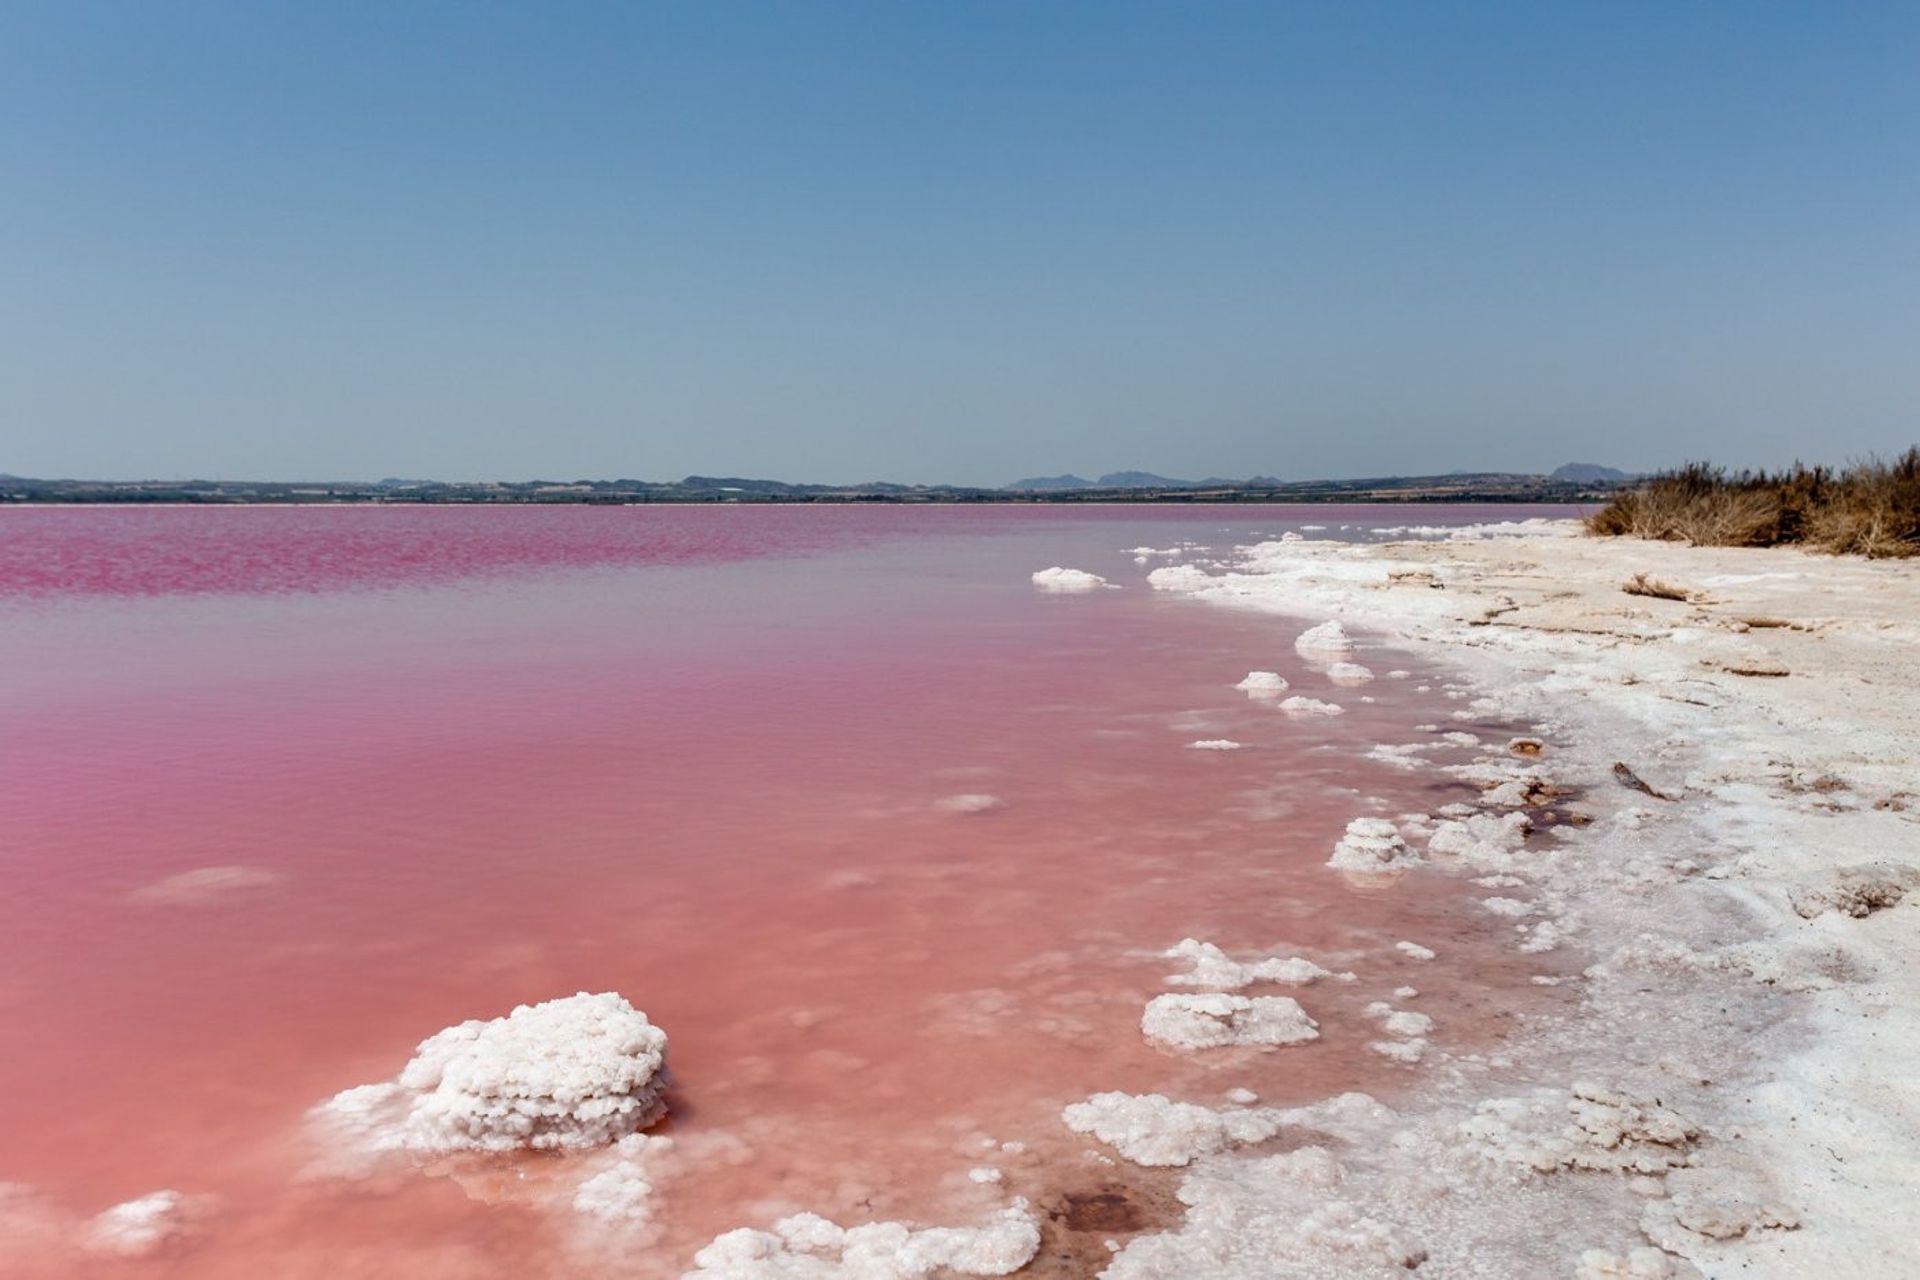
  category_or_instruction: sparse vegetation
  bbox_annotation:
[1588,450,1920,558]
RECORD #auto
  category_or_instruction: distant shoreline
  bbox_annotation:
[0,474,1618,507]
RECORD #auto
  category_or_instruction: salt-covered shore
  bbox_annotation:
[1117,520,1920,1278]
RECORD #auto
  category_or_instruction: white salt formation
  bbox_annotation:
[1462,1083,1700,1175]
[1161,938,1354,990]
[313,991,668,1156]
[686,1202,1040,1277]
[935,793,1003,814]
[1394,940,1436,961]
[129,865,285,906]
[1426,810,1532,872]
[1186,739,1243,750]
[1061,1092,1286,1167]
[1293,620,1356,657]
[1325,661,1375,685]
[1029,566,1108,591]
[570,1133,676,1233]
[1101,1145,1426,1279]
[1278,695,1344,717]
[1141,993,1319,1049]
[1327,818,1419,873]
[1233,670,1290,695]
[84,1191,191,1258]
[1146,563,1213,591]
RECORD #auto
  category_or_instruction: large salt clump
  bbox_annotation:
[1062,1092,1286,1167]
[1142,993,1319,1049]
[1029,567,1108,592]
[1327,818,1420,873]
[1293,620,1356,657]
[313,991,669,1156]
[687,1202,1040,1277]
[1146,564,1213,592]
[1233,670,1290,696]
[1162,938,1353,990]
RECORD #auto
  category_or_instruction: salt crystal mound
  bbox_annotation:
[1325,661,1375,686]
[1327,818,1420,873]
[1061,1092,1286,1167]
[311,992,668,1157]
[1233,670,1290,696]
[1426,810,1532,873]
[1293,620,1356,657]
[1141,993,1319,1049]
[1161,938,1355,990]
[1029,566,1107,592]
[1394,940,1435,961]
[1278,696,1344,717]
[685,1201,1040,1278]
[1146,563,1213,592]
[1186,739,1243,751]
[85,1191,191,1258]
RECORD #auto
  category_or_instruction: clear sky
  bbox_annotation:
[2,2,1916,486]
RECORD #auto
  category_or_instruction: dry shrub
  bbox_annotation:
[1587,450,1919,558]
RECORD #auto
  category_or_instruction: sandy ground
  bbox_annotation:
[1104,522,1920,1278]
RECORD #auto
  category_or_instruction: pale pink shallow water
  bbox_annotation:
[0,505,1584,1277]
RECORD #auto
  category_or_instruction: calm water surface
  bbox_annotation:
[0,504,1579,1277]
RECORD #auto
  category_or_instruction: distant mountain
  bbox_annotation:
[1094,471,1204,489]
[1004,471,1216,491]
[1551,462,1630,484]
[1004,474,1096,491]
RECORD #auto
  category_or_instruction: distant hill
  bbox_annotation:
[1004,474,1096,491]
[1551,462,1631,484]
[1094,471,1205,489]
[1005,471,1212,491]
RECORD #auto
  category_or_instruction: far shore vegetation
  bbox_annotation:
[1589,449,1920,558]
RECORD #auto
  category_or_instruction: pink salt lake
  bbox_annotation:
[0,505,1580,1277]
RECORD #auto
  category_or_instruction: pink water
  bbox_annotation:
[0,505,1580,1277]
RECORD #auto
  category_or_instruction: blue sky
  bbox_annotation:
[2,2,1916,485]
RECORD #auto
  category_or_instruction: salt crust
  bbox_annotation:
[1062,1090,1389,1169]
[684,1201,1040,1278]
[1186,739,1243,750]
[1134,521,1920,1275]
[1278,695,1344,717]
[312,992,668,1157]
[1462,1083,1701,1175]
[1161,938,1355,989]
[1029,566,1108,591]
[1327,817,1420,873]
[1326,661,1375,685]
[1140,993,1319,1049]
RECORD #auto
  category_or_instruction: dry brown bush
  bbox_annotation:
[1587,451,1919,558]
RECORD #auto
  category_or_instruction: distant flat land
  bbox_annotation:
[0,472,1619,505]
